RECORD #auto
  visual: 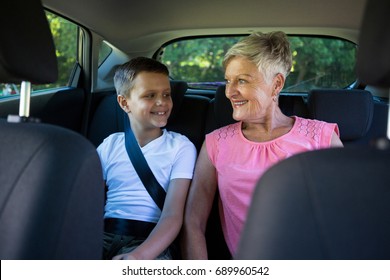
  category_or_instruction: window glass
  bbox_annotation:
[160,37,240,90]
[0,11,78,98]
[159,35,357,92]
[98,41,113,67]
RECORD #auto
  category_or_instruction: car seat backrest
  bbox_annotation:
[236,148,390,260]
[211,85,237,129]
[166,93,210,152]
[308,89,374,145]
[0,122,104,259]
[0,0,104,259]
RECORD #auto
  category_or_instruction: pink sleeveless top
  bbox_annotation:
[206,116,339,255]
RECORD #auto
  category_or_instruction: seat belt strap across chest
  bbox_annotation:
[123,114,166,211]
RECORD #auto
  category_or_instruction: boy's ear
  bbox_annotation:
[117,95,129,112]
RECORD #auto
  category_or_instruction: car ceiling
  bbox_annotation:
[43,0,367,55]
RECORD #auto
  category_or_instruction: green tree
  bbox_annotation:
[286,37,356,91]
[161,36,356,91]
[161,37,241,88]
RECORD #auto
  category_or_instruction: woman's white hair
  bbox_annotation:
[223,31,292,83]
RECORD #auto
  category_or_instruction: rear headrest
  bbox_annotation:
[169,80,187,121]
[357,0,390,87]
[0,0,58,84]
[213,85,236,128]
[308,89,374,141]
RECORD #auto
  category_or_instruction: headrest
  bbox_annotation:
[0,0,58,84]
[168,80,188,121]
[357,0,390,87]
[308,89,374,141]
[213,85,236,128]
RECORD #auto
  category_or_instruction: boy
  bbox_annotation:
[97,57,197,260]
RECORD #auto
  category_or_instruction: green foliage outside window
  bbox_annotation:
[34,11,78,91]
[1,15,356,98]
[160,36,357,92]
[286,37,357,91]
[161,37,241,87]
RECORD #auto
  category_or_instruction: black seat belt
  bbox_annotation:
[123,113,166,211]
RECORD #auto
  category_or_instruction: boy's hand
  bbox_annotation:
[112,253,137,260]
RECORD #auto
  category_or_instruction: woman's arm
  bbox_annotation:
[181,142,218,259]
[113,178,191,260]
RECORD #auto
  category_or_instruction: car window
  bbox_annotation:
[158,35,357,92]
[98,41,113,67]
[0,11,79,99]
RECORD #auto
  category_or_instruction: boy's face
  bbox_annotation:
[123,71,172,130]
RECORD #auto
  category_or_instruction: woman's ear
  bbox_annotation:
[273,73,285,93]
[117,95,129,113]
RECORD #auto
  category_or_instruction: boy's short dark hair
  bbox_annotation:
[114,57,169,97]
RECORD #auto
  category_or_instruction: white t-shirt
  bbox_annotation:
[97,129,197,223]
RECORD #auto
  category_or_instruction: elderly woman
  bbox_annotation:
[182,31,343,259]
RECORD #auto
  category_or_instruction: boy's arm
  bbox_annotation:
[181,142,218,259]
[113,178,190,260]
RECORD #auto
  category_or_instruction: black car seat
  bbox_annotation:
[0,0,104,259]
[236,0,390,260]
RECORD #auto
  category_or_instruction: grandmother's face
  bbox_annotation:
[225,56,275,122]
